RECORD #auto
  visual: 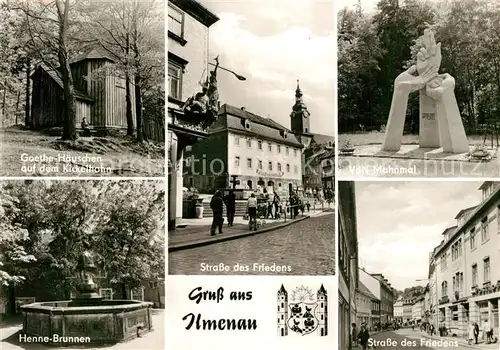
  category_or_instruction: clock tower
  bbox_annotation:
[290,79,311,135]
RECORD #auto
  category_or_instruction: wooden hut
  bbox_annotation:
[31,47,136,130]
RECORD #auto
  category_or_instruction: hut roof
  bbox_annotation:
[33,64,94,102]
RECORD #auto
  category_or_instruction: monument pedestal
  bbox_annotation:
[419,91,440,148]
[435,90,469,153]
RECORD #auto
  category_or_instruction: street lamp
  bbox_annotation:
[209,62,247,80]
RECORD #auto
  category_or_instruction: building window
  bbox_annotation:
[168,4,184,37]
[258,160,262,170]
[294,165,298,174]
[168,62,182,99]
[277,163,282,172]
[258,140,262,150]
[452,239,462,261]
[247,158,252,169]
[268,162,273,171]
[235,137,240,146]
[235,157,240,168]
[286,147,289,155]
[247,139,252,148]
[440,254,447,271]
[277,145,281,153]
[294,148,297,156]
[470,229,476,250]
[441,281,448,297]
[286,164,290,172]
[481,217,488,241]
[268,143,272,152]
[483,257,490,283]
[472,264,477,287]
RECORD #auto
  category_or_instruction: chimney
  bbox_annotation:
[241,107,246,111]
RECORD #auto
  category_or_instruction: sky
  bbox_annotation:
[200,0,335,136]
[354,181,482,291]
[338,0,378,13]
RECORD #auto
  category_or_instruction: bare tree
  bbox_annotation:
[14,0,77,140]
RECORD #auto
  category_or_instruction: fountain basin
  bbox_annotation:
[20,300,153,345]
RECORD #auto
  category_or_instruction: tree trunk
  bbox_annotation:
[121,283,127,299]
[25,57,31,127]
[134,75,143,142]
[2,83,6,127]
[125,34,134,136]
[15,89,21,124]
[7,285,16,315]
[56,0,77,141]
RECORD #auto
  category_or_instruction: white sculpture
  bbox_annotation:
[381,27,469,153]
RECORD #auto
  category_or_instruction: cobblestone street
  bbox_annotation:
[168,213,335,275]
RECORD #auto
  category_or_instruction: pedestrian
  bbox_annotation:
[266,198,274,219]
[484,321,493,343]
[473,322,479,344]
[246,193,258,231]
[210,190,224,235]
[306,200,311,212]
[223,190,236,226]
[357,323,370,350]
[468,322,475,345]
[273,192,280,219]
[351,323,358,347]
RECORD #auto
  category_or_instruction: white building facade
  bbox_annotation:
[433,182,500,339]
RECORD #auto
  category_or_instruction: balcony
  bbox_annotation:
[475,281,500,296]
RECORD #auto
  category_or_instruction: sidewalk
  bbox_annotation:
[168,209,333,251]
[397,328,497,350]
[420,333,497,350]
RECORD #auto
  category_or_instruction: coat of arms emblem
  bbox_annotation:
[277,284,328,337]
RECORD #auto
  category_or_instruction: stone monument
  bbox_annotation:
[381,27,469,153]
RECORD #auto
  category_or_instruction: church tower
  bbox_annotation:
[290,80,311,135]
[277,284,288,336]
[316,284,328,336]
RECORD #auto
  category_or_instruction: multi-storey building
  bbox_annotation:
[338,181,358,350]
[167,0,219,229]
[432,182,500,338]
[412,298,424,324]
[394,298,404,324]
[356,280,380,330]
[403,299,414,324]
[184,104,303,195]
[359,269,396,325]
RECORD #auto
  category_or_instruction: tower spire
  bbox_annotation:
[295,79,302,97]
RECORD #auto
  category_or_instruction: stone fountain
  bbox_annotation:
[20,250,153,345]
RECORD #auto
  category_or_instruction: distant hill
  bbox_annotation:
[395,285,426,301]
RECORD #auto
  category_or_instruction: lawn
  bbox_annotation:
[0,127,165,177]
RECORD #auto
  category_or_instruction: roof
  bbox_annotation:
[33,64,94,102]
[311,133,335,147]
[434,186,500,257]
[454,205,477,219]
[357,281,378,300]
[69,46,117,64]
[440,225,457,236]
[213,104,304,148]
[170,0,219,28]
